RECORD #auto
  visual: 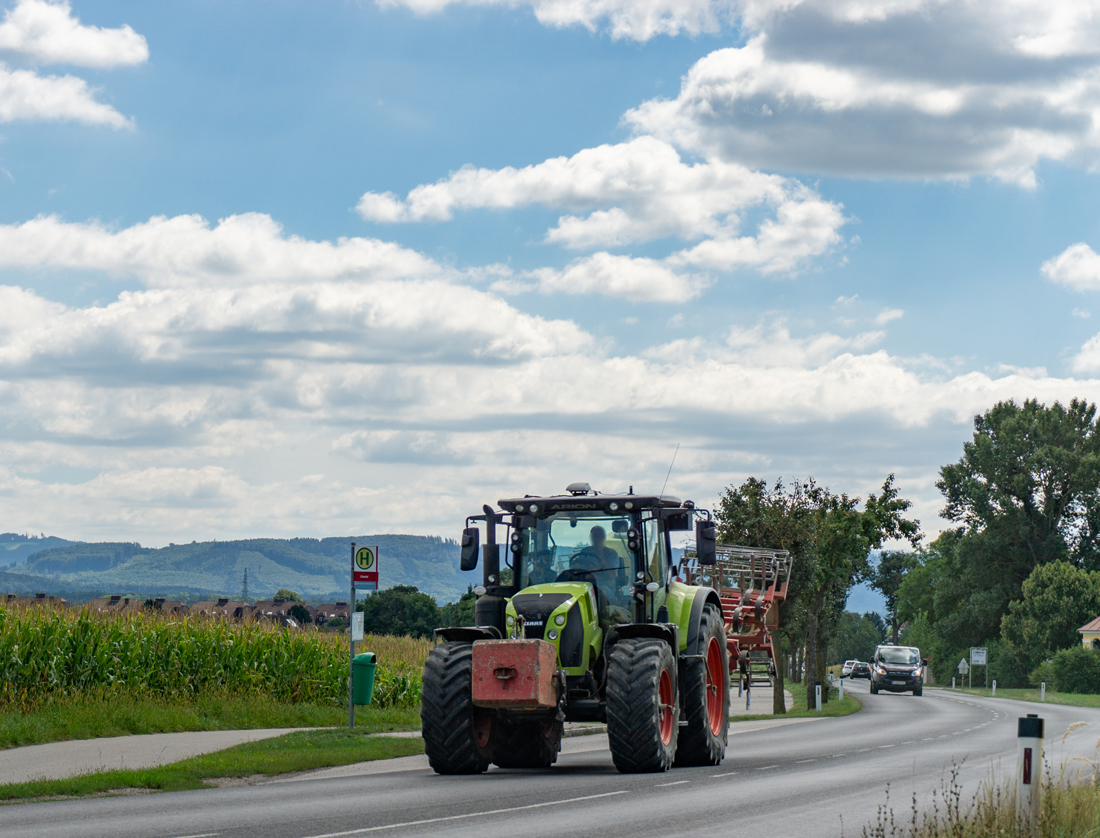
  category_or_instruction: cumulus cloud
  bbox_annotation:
[0,1,144,126]
[0,62,130,126]
[375,0,736,41]
[0,213,448,287]
[494,252,710,301]
[625,1,1100,185]
[359,137,847,292]
[1042,242,1100,291]
[0,0,148,67]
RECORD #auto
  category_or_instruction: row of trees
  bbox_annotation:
[354,585,477,638]
[889,399,1100,691]
[715,474,920,711]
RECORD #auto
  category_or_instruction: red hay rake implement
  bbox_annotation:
[682,545,792,687]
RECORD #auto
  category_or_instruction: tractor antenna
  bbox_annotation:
[659,443,680,500]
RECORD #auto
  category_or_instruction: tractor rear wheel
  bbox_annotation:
[606,638,678,773]
[491,717,562,768]
[674,605,729,766]
[420,641,493,774]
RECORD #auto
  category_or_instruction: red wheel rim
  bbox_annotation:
[658,668,674,745]
[704,637,724,735]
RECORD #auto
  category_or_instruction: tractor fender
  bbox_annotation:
[434,626,502,643]
[683,587,724,656]
[605,622,680,656]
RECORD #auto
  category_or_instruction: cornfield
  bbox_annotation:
[0,603,432,710]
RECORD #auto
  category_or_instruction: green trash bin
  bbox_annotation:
[352,652,377,706]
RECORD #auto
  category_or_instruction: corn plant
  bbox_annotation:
[0,604,429,710]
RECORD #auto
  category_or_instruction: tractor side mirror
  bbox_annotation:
[695,522,717,566]
[460,527,480,571]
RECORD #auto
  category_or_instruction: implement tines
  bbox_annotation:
[683,545,790,596]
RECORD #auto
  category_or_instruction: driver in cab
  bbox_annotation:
[573,525,620,575]
[571,526,631,623]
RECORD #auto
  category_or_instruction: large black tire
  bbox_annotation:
[870,681,879,695]
[491,718,562,768]
[913,686,923,697]
[674,606,729,766]
[420,642,493,774]
[606,638,679,773]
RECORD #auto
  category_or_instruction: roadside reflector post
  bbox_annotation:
[815,681,822,712]
[952,676,955,690]
[992,679,997,698]
[745,680,751,712]
[1040,682,1046,702]
[1016,714,1044,835]
[738,678,743,698]
[839,676,844,700]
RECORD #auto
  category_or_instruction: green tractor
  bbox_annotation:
[421,483,730,774]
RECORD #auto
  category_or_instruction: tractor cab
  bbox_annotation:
[509,498,677,630]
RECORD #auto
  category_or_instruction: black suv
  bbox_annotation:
[869,645,925,696]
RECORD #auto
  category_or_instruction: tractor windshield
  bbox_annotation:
[518,512,635,624]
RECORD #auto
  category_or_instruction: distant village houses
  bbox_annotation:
[2,592,352,628]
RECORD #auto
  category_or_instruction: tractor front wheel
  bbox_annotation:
[420,641,493,774]
[491,717,562,768]
[606,638,679,773]
[674,605,729,766]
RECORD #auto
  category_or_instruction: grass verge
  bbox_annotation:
[863,765,1100,837]
[729,692,862,723]
[947,686,1100,709]
[0,729,425,802]
[0,694,421,750]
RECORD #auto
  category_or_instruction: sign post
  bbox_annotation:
[349,542,356,729]
[349,544,379,728]
[958,657,970,690]
[970,647,987,690]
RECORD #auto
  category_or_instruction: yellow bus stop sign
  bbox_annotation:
[353,546,378,584]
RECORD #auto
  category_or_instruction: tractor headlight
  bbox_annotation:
[547,629,558,641]
[515,504,525,513]
[554,613,566,626]
[506,615,515,627]
[608,501,620,512]
[529,504,539,514]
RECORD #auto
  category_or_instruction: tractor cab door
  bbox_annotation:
[641,513,670,621]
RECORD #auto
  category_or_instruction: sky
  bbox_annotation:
[4,0,1100,556]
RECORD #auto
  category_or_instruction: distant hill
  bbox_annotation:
[19,534,478,603]
[0,533,81,567]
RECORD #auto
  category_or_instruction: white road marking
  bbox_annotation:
[878,745,895,749]
[711,771,739,777]
[855,748,871,753]
[656,781,689,787]
[169,834,220,838]
[832,753,847,758]
[759,765,778,770]
[795,759,817,764]
[299,791,630,837]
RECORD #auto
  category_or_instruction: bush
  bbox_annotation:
[1049,645,1100,694]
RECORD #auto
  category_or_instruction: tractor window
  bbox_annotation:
[642,515,668,584]
[518,512,636,624]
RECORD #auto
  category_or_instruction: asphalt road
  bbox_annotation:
[6,681,1100,838]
